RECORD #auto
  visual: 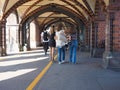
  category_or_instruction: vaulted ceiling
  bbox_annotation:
[0,0,109,26]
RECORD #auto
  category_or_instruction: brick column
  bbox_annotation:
[19,23,30,51]
[0,19,7,56]
[18,24,23,51]
[85,18,91,49]
[0,21,2,56]
[26,28,30,51]
[85,26,90,47]
[103,9,113,68]
[90,21,95,57]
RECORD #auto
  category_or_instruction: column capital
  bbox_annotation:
[0,19,6,26]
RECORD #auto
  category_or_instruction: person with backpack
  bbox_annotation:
[41,30,49,55]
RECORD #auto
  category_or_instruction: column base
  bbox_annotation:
[0,47,2,56]
[0,47,7,56]
[102,51,113,69]
[102,51,120,71]
[19,44,23,51]
[108,52,120,71]
[93,48,105,58]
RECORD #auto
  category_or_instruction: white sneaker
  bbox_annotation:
[61,60,65,63]
[58,62,62,64]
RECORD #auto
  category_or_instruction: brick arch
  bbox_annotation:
[2,0,107,22]
[2,0,32,20]
[2,0,91,20]
[2,0,88,22]
[41,18,77,31]
[20,3,87,25]
[68,0,93,17]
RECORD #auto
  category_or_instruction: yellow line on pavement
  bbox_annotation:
[26,55,57,90]
[26,61,52,90]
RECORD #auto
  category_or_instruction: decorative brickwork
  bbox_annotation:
[109,1,120,51]
[97,21,106,48]
[113,11,120,51]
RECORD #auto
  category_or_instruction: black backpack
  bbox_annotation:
[43,31,48,41]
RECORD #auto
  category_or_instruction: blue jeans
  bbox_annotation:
[69,40,78,64]
[57,46,65,62]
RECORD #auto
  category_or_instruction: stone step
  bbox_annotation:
[109,57,120,72]
[93,48,105,58]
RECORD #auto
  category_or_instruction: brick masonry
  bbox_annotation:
[113,11,120,51]
[97,21,106,47]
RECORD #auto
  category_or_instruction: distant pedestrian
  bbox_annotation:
[41,30,49,55]
[48,25,56,61]
[68,26,78,64]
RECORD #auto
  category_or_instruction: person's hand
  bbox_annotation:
[68,35,71,41]
[54,36,58,40]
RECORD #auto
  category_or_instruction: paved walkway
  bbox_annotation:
[0,47,120,90]
[35,50,120,90]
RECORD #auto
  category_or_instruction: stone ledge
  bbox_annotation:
[108,52,120,71]
[93,48,105,58]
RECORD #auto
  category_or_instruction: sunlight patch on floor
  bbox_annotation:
[0,68,37,81]
[0,52,49,60]
[0,56,49,66]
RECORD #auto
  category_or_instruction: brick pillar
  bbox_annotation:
[19,24,23,51]
[85,18,91,48]
[103,10,113,68]
[0,21,2,56]
[90,21,95,57]
[19,23,30,51]
[26,28,30,51]
[0,19,7,56]
[94,22,98,48]
[85,26,90,47]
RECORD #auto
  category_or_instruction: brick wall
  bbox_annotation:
[113,11,120,51]
[97,21,106,48]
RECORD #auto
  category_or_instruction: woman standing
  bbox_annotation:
[49,25,56,61]
[68,26,78,64]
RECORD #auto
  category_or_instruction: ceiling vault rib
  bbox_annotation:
[98,0,107,12]
[94,0,100,18]
[43,18,77,29]
[41,16,71,25]
[22,0,43,19]
[70,0,92,17]
[82,0,94,16]
[20,3,87,25]
[60,0,88,24]
[2,0,9,13]
[2,0,33,19]
[61,0,84,18]
[39,16,70,18]
[41,13,57,25]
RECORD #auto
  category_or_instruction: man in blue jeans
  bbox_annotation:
[57,46,66,64]
[68,26,78,64]
[69,40,78,64]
